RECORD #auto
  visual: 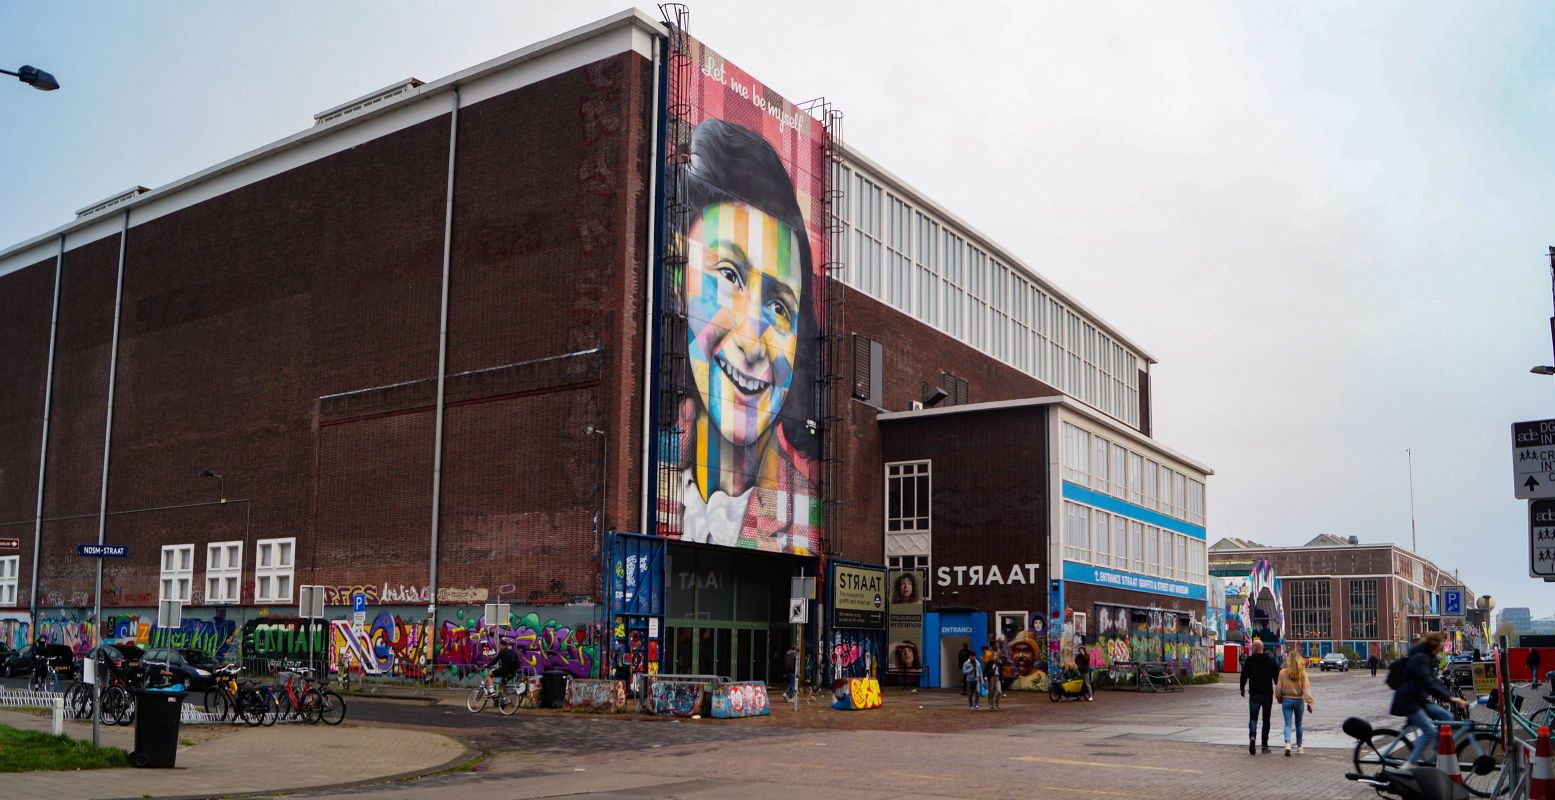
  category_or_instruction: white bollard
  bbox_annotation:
[52,696,64,736]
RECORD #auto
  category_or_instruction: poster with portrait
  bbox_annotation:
[887,569,925,679]
[657,33,828,555]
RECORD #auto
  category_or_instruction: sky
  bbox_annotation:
[2,2,1553,613]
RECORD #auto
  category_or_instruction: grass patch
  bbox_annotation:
[0,724,131,772]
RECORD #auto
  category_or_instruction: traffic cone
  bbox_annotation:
[1531,726,1554,800]
[1436,724,1461,784]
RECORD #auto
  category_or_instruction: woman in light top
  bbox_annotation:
[1277,650,1315,755]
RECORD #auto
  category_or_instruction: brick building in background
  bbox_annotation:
[1209,535,1476,661]
[0,7,1212,687]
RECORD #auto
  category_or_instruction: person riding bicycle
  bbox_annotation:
[30,635,50,689]
[484,639,519,694]
[1390,632,1469,765]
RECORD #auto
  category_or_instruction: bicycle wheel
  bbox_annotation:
[1456,731,1505,798]
[66,683,92,719]
[103,686,131,726]
[258,689,280,726]
[298,689,323,724]
[497,685,521,716]
[236,689,265,727]
[1353,727,1414,778]
[315,690,346,725]
[466,687,488,713]
[203,689,230,719]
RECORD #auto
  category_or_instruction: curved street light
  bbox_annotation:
[1,65,59,91]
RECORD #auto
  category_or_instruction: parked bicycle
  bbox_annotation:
[1352,713,1505,797]
[272,666,346,725]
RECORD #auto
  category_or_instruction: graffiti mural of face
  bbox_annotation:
[684,202,803,449]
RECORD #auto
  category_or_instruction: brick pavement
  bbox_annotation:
[0,709,470,800]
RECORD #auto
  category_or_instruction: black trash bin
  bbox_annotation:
[540,669,569,709]
[131,690,187,768]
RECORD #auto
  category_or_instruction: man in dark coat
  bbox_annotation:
[1391,632,1468,764]
[1529,649,1543,690]
[1239,639,1279,754]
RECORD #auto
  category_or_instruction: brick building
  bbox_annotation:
[1209,535,1474,661]
[0,8,1212,686]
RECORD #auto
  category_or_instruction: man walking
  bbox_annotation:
[1368,654,1379,677]
[1529,648,1542,690]
[1240,639,1279,755]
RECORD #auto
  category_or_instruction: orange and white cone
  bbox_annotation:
[1436,724,1461,784]
[1531,726,1554,800]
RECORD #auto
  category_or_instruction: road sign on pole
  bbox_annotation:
[788,597,808,623]
[76,544,127,558]
[1512,420,1555,499]
[1441,585,1466,622]
[1531,499,1555,579]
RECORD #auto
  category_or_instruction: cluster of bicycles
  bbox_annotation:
[201,664,347,726]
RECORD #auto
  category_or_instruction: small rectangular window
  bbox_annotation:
[255,537,296,604]
[205,541,243,605]
[0,556,17,606]
[160,544,194,604]
[852,334,883,406]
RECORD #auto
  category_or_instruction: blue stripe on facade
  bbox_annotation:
[1062,560,1207,601]
[1061,481,1206,540]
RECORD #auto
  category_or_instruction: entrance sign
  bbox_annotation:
[1440,585,1466,621]
[1512,420,1555,499]
[1531,499,1555,578]
[832,564,886,629]
[76,544,127,558]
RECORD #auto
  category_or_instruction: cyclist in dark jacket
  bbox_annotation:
[483,640,520,694]
[1390,632,1468,764]
[30,636,50,687]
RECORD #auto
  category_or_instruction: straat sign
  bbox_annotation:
[832,563,886,629]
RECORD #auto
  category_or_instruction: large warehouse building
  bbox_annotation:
[0,7,1211,687]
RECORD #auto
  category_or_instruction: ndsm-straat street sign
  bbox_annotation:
[1512,420,1555,499]
[1531,499,1555,579]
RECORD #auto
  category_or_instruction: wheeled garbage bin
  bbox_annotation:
[131,689,187,768]
[540,669,569,709]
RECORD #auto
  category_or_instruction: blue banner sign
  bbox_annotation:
[1063,561,1206,601]
[77,544,128,558]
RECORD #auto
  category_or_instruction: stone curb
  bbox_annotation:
[88,735,483,800]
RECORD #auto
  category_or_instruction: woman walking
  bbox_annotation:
[1277,651,1315,755]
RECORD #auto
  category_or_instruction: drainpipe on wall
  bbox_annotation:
[427,86,460,672]
[28,234,65,639]
[91,209,130,748]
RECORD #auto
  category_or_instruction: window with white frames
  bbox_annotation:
[1110,443,1126,497]
[160,544,193,604]
[914,212,938,327]
[1112,516,1127,567]
[886,195,911,310]
[1092,436,1109,491]
[886,461,931,533]
[1144,459,1158,509]
[0,556,17,606]
[255,537,295,604]
[1158,464,1172,513]
[1160,531,1174,576]
[853,174,883,297]
[941,231,964,339]
[1129,521,1144,573]
[1063,502,1091,561]
[1187,479,1205,525]
[1093,511,1111,567]
[1127,453,1143,504]
[1145,528,1159,574]
[1174,471,1187,518]
[1062,423,1089,483]
[888,554,932,601]
[205,541,242,604]
[1175,536,1187,581]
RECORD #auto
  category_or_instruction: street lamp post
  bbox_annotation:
[2,65,59,91]
[199,469,226,503]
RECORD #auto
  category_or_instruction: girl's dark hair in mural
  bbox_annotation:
[677,118,820,461]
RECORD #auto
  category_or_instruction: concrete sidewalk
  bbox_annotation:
[1,709,472,800]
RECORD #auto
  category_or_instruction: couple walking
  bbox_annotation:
[961,643,1005,710]
[1240,639,1314,756]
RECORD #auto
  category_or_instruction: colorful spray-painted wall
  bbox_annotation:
[654,31,828,555]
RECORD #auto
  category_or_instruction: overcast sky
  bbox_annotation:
[3,2,1552,614]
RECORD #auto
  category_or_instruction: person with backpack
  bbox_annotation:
[1240,638,1279,754]
[1388,632,1469,765]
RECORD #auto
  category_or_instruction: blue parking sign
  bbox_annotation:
[352,593,366,613]
[1442,587,1463,616]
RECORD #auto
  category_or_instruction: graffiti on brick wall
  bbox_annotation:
[1,617,30,650]
[242,617,326,660]
[437,612,595,677]
[320,584,489,606]
[330,613,431,678]
[565,679,626,713]
[647,681,705,717]
[830,677,882,711]
[708,682,769,718]
[104,614,238,659]
[37,614,96,657]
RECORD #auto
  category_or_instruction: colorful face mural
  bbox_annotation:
[658,34,827,555]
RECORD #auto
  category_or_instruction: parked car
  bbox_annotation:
[79,643,145,685]
[1319,652,1350,672]
[142,648,219,691]
[6,644,78,680]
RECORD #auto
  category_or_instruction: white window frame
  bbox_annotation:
[886,460,932,534]
[0,556,18,606]
[1062,423,1089,484]
[1092,436,1109,491]
[1093,510,1111,567]
[160,544,194,604]
[1063,501,1091,562]
[205,541,243,605]
[255,537,296,604]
